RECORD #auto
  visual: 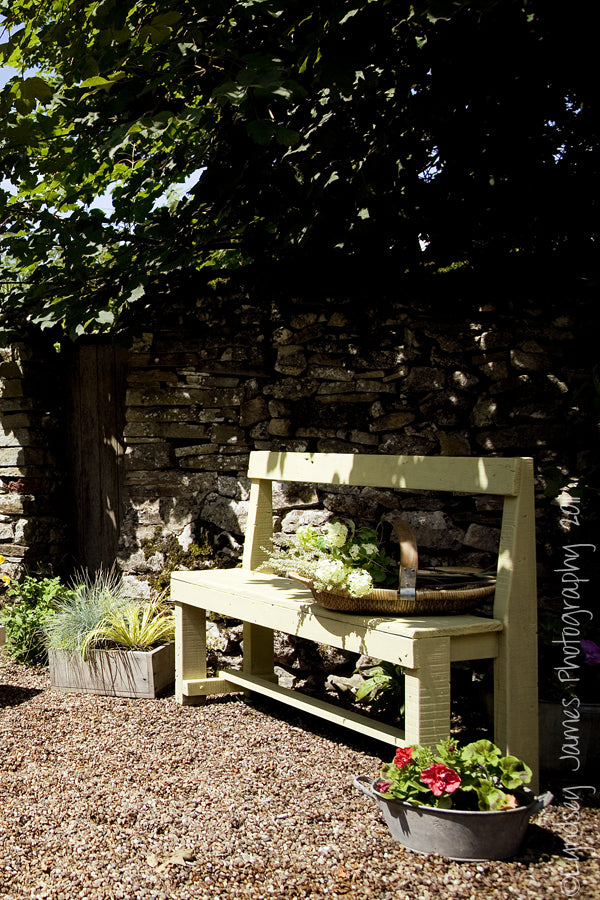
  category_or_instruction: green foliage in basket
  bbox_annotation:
[376,738,533,812]
[1,574,69,666]
[262,520,396,598]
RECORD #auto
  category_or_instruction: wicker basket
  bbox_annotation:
[289,519,496,616]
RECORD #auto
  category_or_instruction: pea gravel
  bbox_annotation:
[0,655,598,900]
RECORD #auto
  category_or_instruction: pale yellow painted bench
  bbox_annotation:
[172,451,539,788]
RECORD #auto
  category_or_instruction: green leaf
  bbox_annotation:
[212,81,248,104]
[500,756,532,789]
[247,120,275,145]
[79,72,126,90]
[20,76,54,102]
[139,24,171,44]
[339,9,360,25]
[475,782,516,811]
[125,284,146,304]
[95,309,115,325]
[151,12,182,28]
[274,126,300,146]
[461,740,502,767]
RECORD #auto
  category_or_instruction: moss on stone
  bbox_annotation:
[142,528,216,596]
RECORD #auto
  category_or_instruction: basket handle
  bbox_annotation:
[389,518,418,593]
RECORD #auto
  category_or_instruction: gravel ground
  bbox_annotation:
[0,654,598,900]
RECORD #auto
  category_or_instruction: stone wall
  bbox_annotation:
[114,292,595,599]
[0,341,69,580]
[0,290,594,596]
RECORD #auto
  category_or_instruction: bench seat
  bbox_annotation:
[172,567,503,748]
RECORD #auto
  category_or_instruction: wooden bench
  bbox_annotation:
[172,451,539,788]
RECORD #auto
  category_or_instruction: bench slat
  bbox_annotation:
[247,451,523,496]
[216,668,408,747]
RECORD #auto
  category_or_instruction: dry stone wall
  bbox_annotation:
[0,341,69,579]
[116,292,594,599]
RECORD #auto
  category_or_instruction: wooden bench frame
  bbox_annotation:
[172,451,538,788]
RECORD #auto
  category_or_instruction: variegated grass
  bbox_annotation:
[44,568,174,660]
[85,598,175,655]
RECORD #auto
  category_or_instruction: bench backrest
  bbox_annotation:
[242,451,536,627]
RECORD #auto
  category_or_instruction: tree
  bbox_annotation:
[0,0,598,336]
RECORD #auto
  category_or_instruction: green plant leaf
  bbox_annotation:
[499,755,532,789]
[20,76,54,102]
[88,599,175,652]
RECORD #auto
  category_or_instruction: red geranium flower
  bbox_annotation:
[394,747,414,769]
[420,763,461,796]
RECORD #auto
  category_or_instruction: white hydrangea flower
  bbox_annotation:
[322,521,348,548]
[348,544,361,560]
[296,525,320,549]
[346,569,374,598]
[314,558,347,589]
[361,543,379,557]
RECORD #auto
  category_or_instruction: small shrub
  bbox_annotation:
[0,575,69,666]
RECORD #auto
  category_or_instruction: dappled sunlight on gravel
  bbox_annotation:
[0,654,598,899]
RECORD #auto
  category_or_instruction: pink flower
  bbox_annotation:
[420,763,461,797]
[394,747,414,769]
[375,780,392,793]
[500,793,519,809]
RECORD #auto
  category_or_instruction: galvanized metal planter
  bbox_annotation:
[48,644,175,699]
[354,776,553,862]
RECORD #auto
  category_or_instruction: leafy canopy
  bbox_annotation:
[0,0,598,335]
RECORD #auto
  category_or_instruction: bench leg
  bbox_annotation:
[403,637,451,747]
[243,622,277,682]
[175,602,208,705]
[494,636,539,793]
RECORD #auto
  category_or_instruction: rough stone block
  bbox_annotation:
[370,411,415,432]
[200,494,248,534]
[398,510,464,550]
[179,453,250,472]
[217,475,251,500]
[437,431,471,456]
[403,367,446,391]
[239,397,268,426]
[275,345,307,376]
[280,508,331,532]
[268,419,292,437]
[378,434,436,455]
[272,482,319,510]
[464,523,501,553]
[125,443,171,469]
[175,444,219,458]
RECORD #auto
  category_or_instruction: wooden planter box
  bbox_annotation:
[48,644,175,699]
